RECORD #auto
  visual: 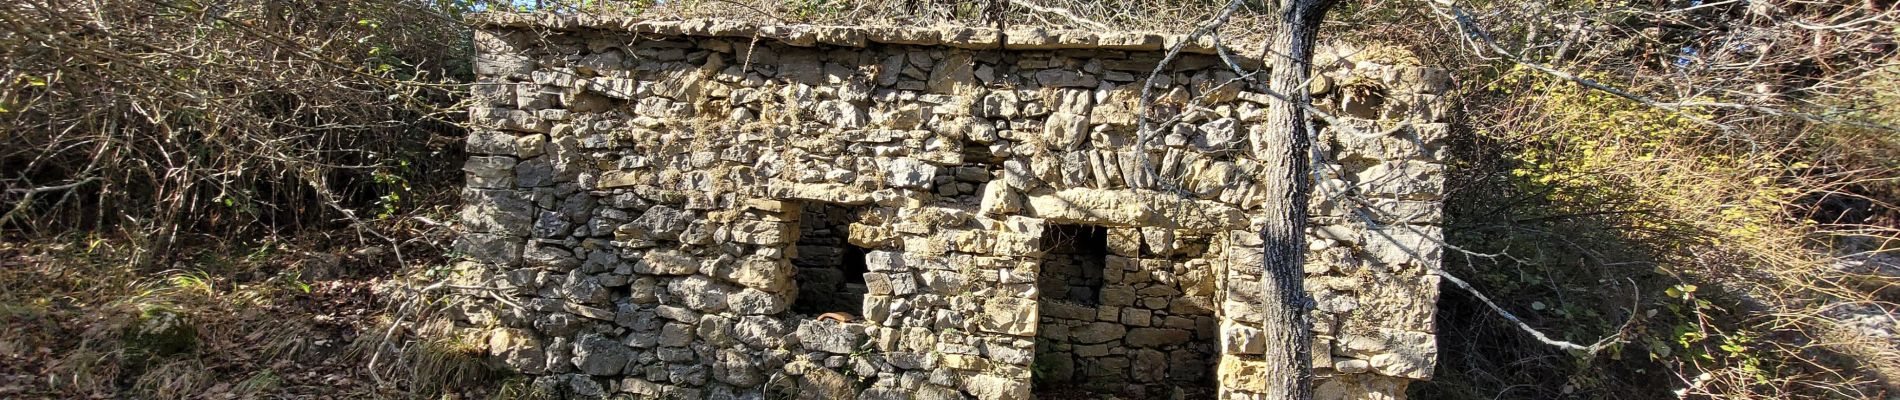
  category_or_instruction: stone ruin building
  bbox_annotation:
[452,13,1449,400]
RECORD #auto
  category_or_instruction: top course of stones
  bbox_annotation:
[470,13,1254,57]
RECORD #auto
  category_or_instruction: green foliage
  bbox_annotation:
[1424,60,1890,398]
[408,336,500,397]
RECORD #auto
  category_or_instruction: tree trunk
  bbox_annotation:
[1255,1,1336,399]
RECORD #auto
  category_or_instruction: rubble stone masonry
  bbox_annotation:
[454,13,1449,400]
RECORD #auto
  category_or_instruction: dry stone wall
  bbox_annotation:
[454,13,1449,400]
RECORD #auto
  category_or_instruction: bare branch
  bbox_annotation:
[1006,0,1112,31]
[1426,1,1900,133]
[3,177,97,195]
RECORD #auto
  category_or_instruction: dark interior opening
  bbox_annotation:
[840,244,867,285]
[791,202,869,315]
[1034,224,1218,398]
[1039,224,1108,306]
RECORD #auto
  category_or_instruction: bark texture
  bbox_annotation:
[1255,0,1337,399]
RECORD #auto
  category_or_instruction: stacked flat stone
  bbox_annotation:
[455,13,1450,400]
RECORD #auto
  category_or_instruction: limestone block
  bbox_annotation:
[1125,327,1191,348]
[1041,89,1095,150]
[1360,223,1441,268]
[864,250,908,272]
[1132,349,1168,382]
[733,315,792,350]
[1313,371,1412,400]
[885,158,940,189]
[978,182,1022,216]
[475,53,533,77]
[1034,69,1098,88]
[726,219,796,246]
[865,26,941,45]
[1217,356,1267,391]
[619,377,662,396]
[1194,117,1241,151]
[710,255,793,293]
[634,249,700,275]
[570,333,631,376]
[1071,322,1127,344]
[461,189,533,236]
[928,51,979,95]
[1120,308,1154,327]
[979,297,1037,337]
[655,304,699,323]
[816,99,869,129]
[1099,285,1137,307]
[457,233,522,265]
[595,170,642,189]
[875,103,929,130]
[941,353,989,371]
[488,327,548,374]
[1342,273,1439,333]
[1222,324,1265,355]
[665,275,732,312]
[619,205,689,240]
[980,91,1020,118]
[467,129,519,155]
[659,322,695,348]
[464,156,518,189]
[1023,188,1245,232]
[1334,357,1371,374]
[863,295,893,324]
[530,68,579,88]
[1353,159,1444,197]
[728,288,790,315]
[794,320,866,354]
[965,373,1030,400]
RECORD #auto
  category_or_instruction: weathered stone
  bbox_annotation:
[979,297,1037,337]
[635,249,700,275]
[476,53,533,77]
[1335,357,1372,374]
[462,189,533,236]
[488,327,548,374]
[964,374,1029,400]
[712,255,793,292]
[622,205,690,240]
[1223,324,1266,355]
[464,156,517,189]
[1034,69,1098,88]
[1071,322,1127,344]
[1125,327,1191,348]
[666,275,732,312]
[797,367,854,400]
[725,219,795,246]
[727,288,789,315]
[885,158,939,189]
[457,233,522,265]
[571,333,631,376]
[794,320,865,354]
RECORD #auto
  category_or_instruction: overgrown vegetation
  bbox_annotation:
[0,234,494,398]
[0,0,468,252]
[0,0,494,397]
[2,0,1895,398]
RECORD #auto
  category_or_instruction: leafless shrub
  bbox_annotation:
[0,0,470,258]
